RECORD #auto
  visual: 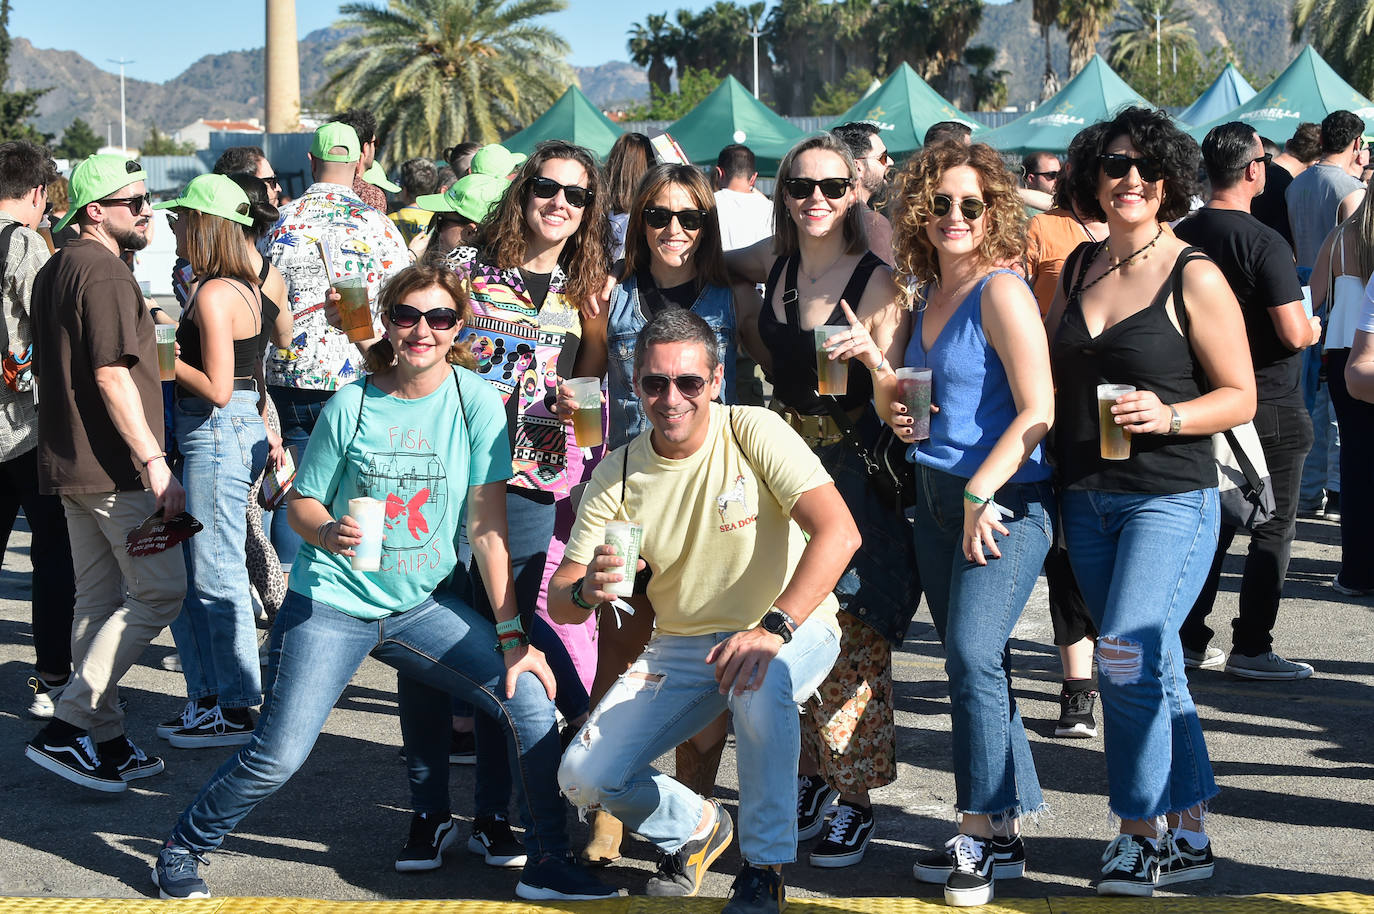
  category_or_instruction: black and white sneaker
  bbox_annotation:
[168,705,255,748]
[1054,684,1099,738]
[644,799,734,896]
[808,800,873,867]
[102,736,165,781]
[156,698,216,740]
[26,675,67,719]
[796,774,839,841]
[25,728,127,792]
[1097,833,1159,896]
[395,812,458,872]
[467,813,527,867]
[1157,831,1214,886]
[448,729,476,765]
[721,863,786,914]
[939,834,995,906]
[913,833,1025,882]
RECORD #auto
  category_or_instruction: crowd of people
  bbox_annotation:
[2,101,1366,911]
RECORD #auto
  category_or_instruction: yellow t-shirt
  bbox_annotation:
[566,403,840,637]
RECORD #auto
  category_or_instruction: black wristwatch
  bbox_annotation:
[760,608,796,643]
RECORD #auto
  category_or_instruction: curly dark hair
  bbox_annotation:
[1052,122,1111,212]
[1063,106,1200,223]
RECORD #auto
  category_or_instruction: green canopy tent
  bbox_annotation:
[666,75,806,175]
[1185,47,1374,142]
[502,85,624,160]
[1177,63,1257,126]
[826,62,981,159]
[980,55,1153,155]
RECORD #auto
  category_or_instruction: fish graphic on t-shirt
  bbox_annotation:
[385,489,431,540]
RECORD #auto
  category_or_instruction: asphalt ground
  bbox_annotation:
[0,512,1371,904]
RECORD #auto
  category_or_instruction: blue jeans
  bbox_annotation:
[266,387,333,570]
[558,623,839,866]
[170,391,269,709]
[170,589,568,858]
[1060,487,1220,820]
[912,464,1050,818]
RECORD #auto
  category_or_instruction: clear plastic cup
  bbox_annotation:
[895,367,933,440]
[602,521,643,598]
[1097,383,1136,461]
[155,325,177,382]
[347,496,386,571]
[334,274,373,343]
[565,377,603,448]
[814,324,850,396]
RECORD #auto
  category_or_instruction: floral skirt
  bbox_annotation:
[801,612,897,792]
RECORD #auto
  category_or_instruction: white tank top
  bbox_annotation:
[1327,231,1368,350]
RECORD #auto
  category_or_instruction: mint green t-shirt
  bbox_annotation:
[289,367,512,620]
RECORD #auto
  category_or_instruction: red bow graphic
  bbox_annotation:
[385,489,431,540]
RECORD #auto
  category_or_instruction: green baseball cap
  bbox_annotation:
[311,122,361,163]
[416,173,509,223]
[469,144,527,177]
[153,174,253,226]
[53,154,148,233]
[362,161,401,193]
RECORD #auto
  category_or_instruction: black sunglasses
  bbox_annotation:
[638,373,707,398]
[1028,169,1061,181]
[263,175,281,188]
[1249,153,1274,168]
[643,207,707,231]
[782,177,853,200]
[100,193,152,213]
[1099,153,1164,182]
[930,193,988,220]
[528,176,592,208]
[389,303,460,331]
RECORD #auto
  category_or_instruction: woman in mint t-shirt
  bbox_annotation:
[154,264,618,903]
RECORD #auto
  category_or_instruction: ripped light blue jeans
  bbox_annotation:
[558,622,839,866]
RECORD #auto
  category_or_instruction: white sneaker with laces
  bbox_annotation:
[1097,833,1158,896]
[943,834,995,907]
[1183,646,1226,670]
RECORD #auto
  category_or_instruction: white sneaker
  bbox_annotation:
[1225,651,1314,681]
[1183,646,1226,670]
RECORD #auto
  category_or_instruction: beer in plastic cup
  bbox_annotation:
[602,521,643,599]
[895,367,933,440]
[155,325,177,382]
[347,496,386,571]
[334,274,374,343]
[1097,383,1136,461]
[814,324,850,396]
[566,377,603,448]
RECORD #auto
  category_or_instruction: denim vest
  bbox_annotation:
[606,275,737,450]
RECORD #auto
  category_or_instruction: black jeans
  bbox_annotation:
[1327,348,1374,590]
[0,446,76,675]
[1182,402,1312,656]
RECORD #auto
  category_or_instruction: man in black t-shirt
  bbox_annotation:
[1175,123,1323,682]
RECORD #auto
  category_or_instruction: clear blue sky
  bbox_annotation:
[10,0,751,83]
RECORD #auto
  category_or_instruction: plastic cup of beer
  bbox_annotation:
[333,274,374,343]
[602,521,643,599]
[895,367,933,440]
[1097,383,1136,461]
[814,324,851,396]
[347,496,387,572]
[566,377,603,448]
[155,325,177,382]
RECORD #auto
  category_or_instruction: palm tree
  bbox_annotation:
[1032,0,1062,99]
[628,12,678,97]
[1057,0,1119,76]
[1106,0,1196,75]
[1292,0,1374,96]
[321,0,573,162]
[965,45,1010,110]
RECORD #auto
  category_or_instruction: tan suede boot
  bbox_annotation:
[675,732,727,799]
[578,809,623,866]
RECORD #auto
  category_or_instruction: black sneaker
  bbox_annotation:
[515,853,622,900]
[796,774,838,841]
[25,727,127,792]
[1157,831,1214,886]
[1054,684,1099,738]
[448,729,476,765]
[722,863,786,914]
[156,698,216,740]
[395,812,457,872]
[808,800,873,868]
[168,705,255,748]
[101,736,165,781]
[937,834,995,906]
[1097,833,1159,896]
[26,675,67,720]
[151,842,210,899]
[645,798,734,896]
[913,833,1026,882]
[467,813,527,867]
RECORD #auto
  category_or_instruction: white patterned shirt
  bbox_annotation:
[0,211,49,461]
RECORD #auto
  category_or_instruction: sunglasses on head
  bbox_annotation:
[930,193,988,220]
[782,177,852,200]
[1099,153,1164,182]
[643,206,706,231]
[389,303,460,331]
[100,193,152,213]
[528,176,591,208]
[638,373,707,398]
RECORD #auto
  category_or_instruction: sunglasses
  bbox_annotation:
[528,176,592,208]
[263,175,281,188]
[782,177,853,200]
[1250,153,1274,168]
[930,193,988,220]
[643,207,707,230]
[1099,153,1164,182]
[389,303,460,331]
[638,373,708,398]
[100,193,152,213]
[1028,169,1061,181]
[868,151,893,167]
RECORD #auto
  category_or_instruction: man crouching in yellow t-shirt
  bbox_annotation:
[551,308,859,914]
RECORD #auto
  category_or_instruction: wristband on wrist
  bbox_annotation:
[870,356,889,374]
[495,616,525,638]
[316,520,335,550]
[142,452,166,468]
[496,633,529,653]
[570,577,600,611]
[963,489,990,506]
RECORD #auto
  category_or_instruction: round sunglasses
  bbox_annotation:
[528,176,592,208]
[389,303,460,331]
[782,177,853,200]
[643,207,707,231]
[638,373,707,398]
[1099,153,1164,182]
[930,193,987,221]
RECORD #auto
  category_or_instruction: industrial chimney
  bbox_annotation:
[265,0,301,133]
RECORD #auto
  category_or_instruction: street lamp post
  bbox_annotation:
[1154,11,1162,78]
[108,57,135,154]
[748,22,762,98]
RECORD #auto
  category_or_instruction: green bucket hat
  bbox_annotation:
[53,154,148,233]
[311,122,361,163]
[362,161,401,193]
[416,173,509,223]
[469,144,527,178]
[153,174,253,226]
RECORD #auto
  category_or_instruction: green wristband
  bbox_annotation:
[570,578,600,612]
[963,489,990,506]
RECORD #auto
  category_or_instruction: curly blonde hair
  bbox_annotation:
[891,142,1027,307]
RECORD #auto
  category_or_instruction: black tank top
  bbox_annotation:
[175,277,269,380]
[759,251,883,416]
[1051,242,1215,493]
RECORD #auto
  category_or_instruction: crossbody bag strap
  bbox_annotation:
[0,223,24,355]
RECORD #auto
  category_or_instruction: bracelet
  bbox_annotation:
[870,356,889,374]
[141,452,167,468]
[963,489,990,506]
[570,577,600,611]
[496,634,529,653]
[316,520,336,550]
[495,616,525,638]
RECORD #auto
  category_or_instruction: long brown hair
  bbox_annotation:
[364,263,477,373]
[621,164,729,290]
[472,141,612,309]
[605,133,657,213]
[771,133,867,258]
[182,209,258,286]
[1343,171,1374,282]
